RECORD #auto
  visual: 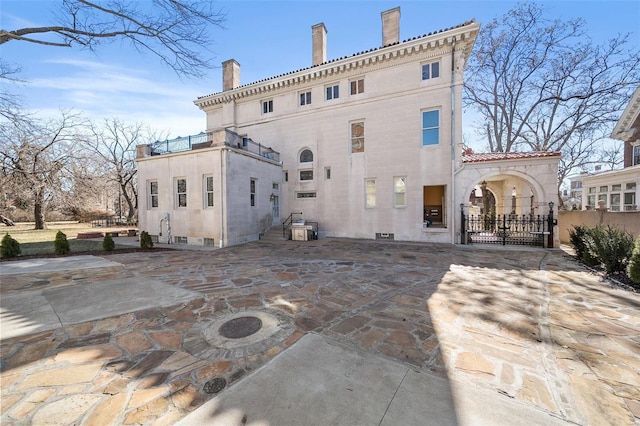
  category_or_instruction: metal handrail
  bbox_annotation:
[282,212,303,238]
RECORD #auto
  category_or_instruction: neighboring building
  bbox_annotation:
[580,85,640,212]
[137,8,560,247]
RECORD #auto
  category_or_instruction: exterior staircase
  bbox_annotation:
[259,225,287,242]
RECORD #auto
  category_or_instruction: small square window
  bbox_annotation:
[599,186,608,193]
[422,61,440,80]
[326,84,339,100]
[299,91,312,106]
[300,170,313,181]
[350,78,364,95]
[611,184,621,191]
[262,100,273,114]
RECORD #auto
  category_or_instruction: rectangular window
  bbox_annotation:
[204,175,214,208]
[422,110,440,146]
[612,184,622,191]
[587,195,596,208]
[299,170,313,181]
[262,99,273,114]
[250,179,256,207]
[634,145,640,166]
[394,177,406,207]
[423,185,446,226]
[350,78,364,95]
[299,91,312,106]
[610,193,621,211]
[148,181,158,209]
[365,178,376,208]
[296,192,316,198]
[326,84,339,100]
[273,183,279,190]
[351,121,365,153]
[626,182,637,191]
[588,187,596,194]
[624,192,636,210]
[599,185,608,192]
[421,61,440,80]
[175,178,187,208]
[284,171,289,182]
[598,194,607,203]
[325,167,331,180]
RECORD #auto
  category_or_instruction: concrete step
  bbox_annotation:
[259,226,286,242]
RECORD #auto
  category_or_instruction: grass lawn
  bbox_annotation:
[1,221,137,258]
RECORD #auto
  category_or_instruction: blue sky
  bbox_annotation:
[2,0,639,144]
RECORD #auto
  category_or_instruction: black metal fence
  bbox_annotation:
[461,210,555,248]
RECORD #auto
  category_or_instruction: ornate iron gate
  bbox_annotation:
[461,206,555,248]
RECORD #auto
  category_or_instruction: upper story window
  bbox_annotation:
[204,175,214,208]
[634,145,640,166]
[148,181,158,209]
[365,178,376,208]
[422,110,440,146]
[175,178,187,208]
[262,99,273,114]
[326,84,339,100]
[588,187,596,194]
[250,178,256,207]
[394,176,406,207]
[599,185,608,192]
[351,121,365,153]
[350,78,364,95]
[300,149,313,163]
[422,61,440,80]
[299,91,312,106]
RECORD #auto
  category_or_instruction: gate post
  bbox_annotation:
[460,203,466,245]
[547,201,554,248]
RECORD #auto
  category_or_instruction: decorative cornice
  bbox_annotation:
[194,20,480,109]
[611,85,640,141]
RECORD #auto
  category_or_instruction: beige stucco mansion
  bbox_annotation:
[136,8,561,248]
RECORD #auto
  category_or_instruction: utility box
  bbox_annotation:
[292,227,309,241]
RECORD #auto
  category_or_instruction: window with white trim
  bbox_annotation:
[326,84,339,100]
[350,78,364,95]
[203,175,214,208]
[148,180,158,209]
[421,61,440,80]
[422,110,440,146]
[262,99,273,114]
[624,182,636,211]
[394,176,406,207]
[351,121,365,153]
[365,178,376,208]
[250,179,256,207]
[299,91,311,106]
[175,178,187,208]
[634,145,640,166]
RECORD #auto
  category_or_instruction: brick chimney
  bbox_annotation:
[312,23,327,66]
[222,59,240,91]
[381,7,400,46]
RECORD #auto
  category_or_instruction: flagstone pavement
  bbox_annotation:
[1,238,639,425]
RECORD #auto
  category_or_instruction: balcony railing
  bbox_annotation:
[148,130,280,162]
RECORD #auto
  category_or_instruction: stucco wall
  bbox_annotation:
[558,210,640,242]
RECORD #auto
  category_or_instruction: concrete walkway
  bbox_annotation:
[1,239,638,425]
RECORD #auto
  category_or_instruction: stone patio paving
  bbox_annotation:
[1,238,639,425]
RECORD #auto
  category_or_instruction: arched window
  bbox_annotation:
[300,149,313,163]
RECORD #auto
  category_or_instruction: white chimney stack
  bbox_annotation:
[222,59,240,91]
[312,23,327,66]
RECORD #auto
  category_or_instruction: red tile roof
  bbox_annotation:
[462,151,561,163]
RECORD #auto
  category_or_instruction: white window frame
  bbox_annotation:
[250,178,256,207]
[421,61,440,80]
[422,109,440,146]
[175,178,187,208]
[633,145,640,166]
[394,176,406,207]
[148,180,159,209]
[203,175,214,208]
[299,91,312,106]
[262,99,273,114]
[349,78,364,95]
[351,121,365,153]
[365,178,376,208]
[325,84,339,100]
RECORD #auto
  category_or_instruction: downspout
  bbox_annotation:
[219,149,225,248]
[450,36,457,244]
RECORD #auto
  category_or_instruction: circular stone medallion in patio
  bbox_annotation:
[183,309,295,359]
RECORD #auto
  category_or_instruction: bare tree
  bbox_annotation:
[86,118,166,222]
[464,3,640,193]
[598,141,624,171]
[0,0,225,78]
[0,111,86,229]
